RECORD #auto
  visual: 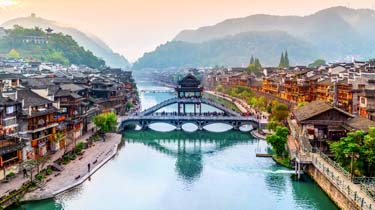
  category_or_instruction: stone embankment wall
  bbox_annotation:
[307,165,359,210]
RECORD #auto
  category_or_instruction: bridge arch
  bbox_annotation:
[141,97,240,117]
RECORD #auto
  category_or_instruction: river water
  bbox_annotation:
[13,81,338,210]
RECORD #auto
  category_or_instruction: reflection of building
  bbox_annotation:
[175,74,203,114]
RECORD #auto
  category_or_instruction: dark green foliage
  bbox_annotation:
[284,50,289,67]
[126,101,134,111]
[46,167,53,175]
[6,172,15,178]
[330,128,375,176]
[247,56,262,76]
[93,112,118,133]
[278,50,290,68]
[75,142,86,153]
[266,126,289,157]
[308,59,326,68]
[270,103,289,122]
[0,26,105,68]
[35,173,44,181]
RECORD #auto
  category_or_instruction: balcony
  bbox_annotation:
[31,134,53,148]
[27,107,56,118]
[0,137,26,156]
[23,122,58,134]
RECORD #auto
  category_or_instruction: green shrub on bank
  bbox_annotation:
[6,172,15,178]
[36,173,44,181]
[75,142,86,153]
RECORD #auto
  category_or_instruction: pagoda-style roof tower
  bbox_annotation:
[175,74,203,114]
[175,74,203,98]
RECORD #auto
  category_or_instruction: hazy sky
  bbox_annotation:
[0,0,374,62]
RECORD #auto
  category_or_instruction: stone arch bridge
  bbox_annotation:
[118,97,259,132]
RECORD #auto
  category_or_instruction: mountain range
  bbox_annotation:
[134,6,375,69]
[1,15,130,69]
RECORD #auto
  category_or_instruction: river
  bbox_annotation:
[13,81,338,210]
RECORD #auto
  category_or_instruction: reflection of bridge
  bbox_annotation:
[125,132,256,182]
[118,74,259,132]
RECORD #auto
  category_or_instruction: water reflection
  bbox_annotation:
[125,130,256,183]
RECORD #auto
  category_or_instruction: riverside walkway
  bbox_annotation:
[205,90,269,125]
[311,151,375,210]
[22,133,121,201]
[0,131,97,197]
[288,118,375,210]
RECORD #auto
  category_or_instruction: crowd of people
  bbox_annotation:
[152,111,228,117]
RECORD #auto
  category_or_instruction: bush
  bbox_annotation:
[75,142,86,153]
[63,154,72,164]
[46,167,53,175]
[6,172,15,179]
[36,173,44,181]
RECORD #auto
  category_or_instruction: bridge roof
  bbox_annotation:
[177,74,201,88]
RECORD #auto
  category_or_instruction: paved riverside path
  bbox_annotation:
[0,130,98,198]
[205,90,269,125]
[311,152,375,209]
[22,133,122,201]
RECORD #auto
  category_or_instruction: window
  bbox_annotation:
[6,106,15,114]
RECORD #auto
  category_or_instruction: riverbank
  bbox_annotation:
[21,133,121,202]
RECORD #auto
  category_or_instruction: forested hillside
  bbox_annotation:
[0,26,105,68]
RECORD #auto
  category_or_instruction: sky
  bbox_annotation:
[0,0,374,62]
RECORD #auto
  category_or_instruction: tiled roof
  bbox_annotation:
[60,83,85,92]
[293,100,332,122]
[318,78,333,86]
[16,89,52,107]
[344,117,375,132]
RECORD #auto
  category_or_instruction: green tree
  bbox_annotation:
[308,59,326,68]
[21,159,38,183]
[278,52,285,68]
[266,120,280,131]
[284,50,290,67]
[215,84,224,92]
[126,101,134,111]
[270,103,289,122]
[266,126,289,157]
[330,130,365,177]
[249,56,254,65]
[93,112,118,133]
[46,51,69,65]
[297,102,307,108]
[363,127,375,176]
[35,155,51,174]
[7,49,20,59]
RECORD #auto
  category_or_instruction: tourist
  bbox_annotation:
[23,168,28,178]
